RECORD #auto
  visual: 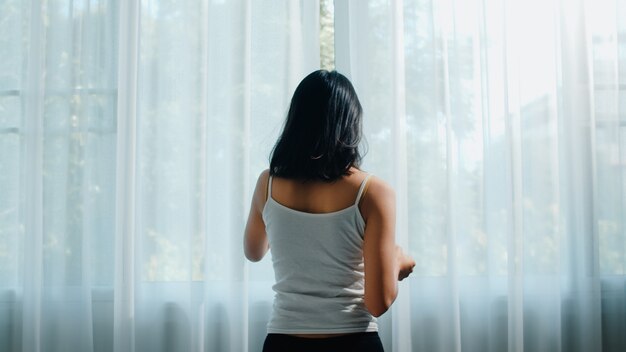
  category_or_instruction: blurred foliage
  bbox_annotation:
[320,0,335,71]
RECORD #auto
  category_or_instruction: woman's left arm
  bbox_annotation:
[244,170,270,262]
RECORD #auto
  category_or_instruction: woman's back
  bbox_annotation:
[268,170,369,214]
[263,170,377,334]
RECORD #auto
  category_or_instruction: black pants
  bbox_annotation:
[262,332,384,352]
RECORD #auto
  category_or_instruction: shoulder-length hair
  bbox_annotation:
[269,70,363,181]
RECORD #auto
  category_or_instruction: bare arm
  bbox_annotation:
[361,178,415,317]
[243,170,270,262]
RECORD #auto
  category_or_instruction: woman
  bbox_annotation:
[244,70,415,352]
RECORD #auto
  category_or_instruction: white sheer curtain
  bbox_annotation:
[336,0,626,351]
[3,0,626,351]
[0,0,318,351]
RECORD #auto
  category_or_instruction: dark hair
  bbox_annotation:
[269,70,363,181]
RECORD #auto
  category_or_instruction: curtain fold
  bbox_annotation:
[335,0,626,351]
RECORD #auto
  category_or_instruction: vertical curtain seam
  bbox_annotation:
[75,1,97,350]
[580,1,604,349]
[616,0,626,277]
[241,1,252,351]
[21,0,46,350]
[501,0,525,350]
[435,0,464,349]
[390,1,412,351]
[550,1,565,351]
[114,0,140,351]
[333,0,352,78]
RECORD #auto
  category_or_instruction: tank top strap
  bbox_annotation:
[267,175,273,201]
[354,174,372,205]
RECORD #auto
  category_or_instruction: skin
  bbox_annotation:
[244,167,416,338]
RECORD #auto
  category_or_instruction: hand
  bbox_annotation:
[395,245,415,281]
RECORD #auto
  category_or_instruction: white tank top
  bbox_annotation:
[262,174,378,334]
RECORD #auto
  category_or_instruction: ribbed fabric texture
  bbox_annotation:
[262,175,377,334]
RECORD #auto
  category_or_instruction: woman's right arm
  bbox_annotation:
[361,178,415,317]
[243,170,270,262]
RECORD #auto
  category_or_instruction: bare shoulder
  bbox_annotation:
[365,175,395,200]
[253,169,271,208]
[360,175,395,218]
[256,169,270,184]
